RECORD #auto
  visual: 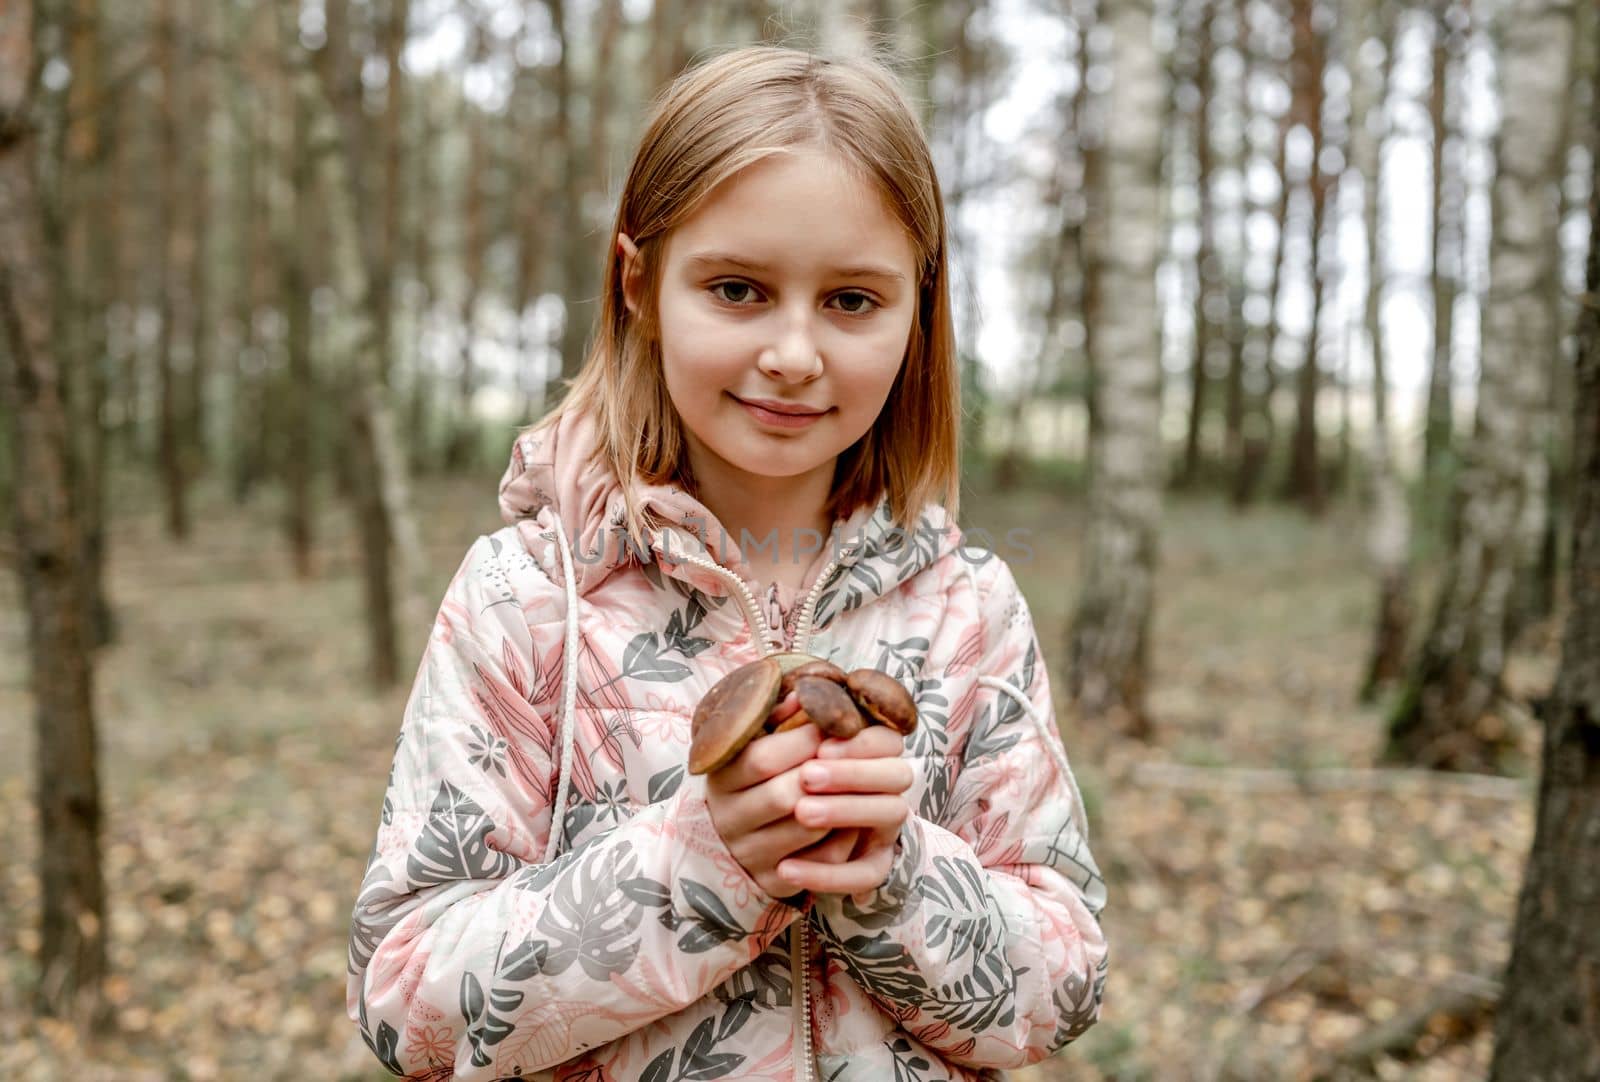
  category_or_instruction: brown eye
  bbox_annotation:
[711,281,759,305]
[832,291,878,314]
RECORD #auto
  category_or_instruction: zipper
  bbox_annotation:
[661,533,860,1082]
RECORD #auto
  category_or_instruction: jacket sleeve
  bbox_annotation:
[346,533,800,1080]
[808,553,1109,1069]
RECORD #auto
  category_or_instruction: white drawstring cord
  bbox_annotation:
[540,516,582,865]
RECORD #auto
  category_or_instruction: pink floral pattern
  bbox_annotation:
[346,412,1109,1080]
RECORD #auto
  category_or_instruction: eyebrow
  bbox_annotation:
[683,251,907,285]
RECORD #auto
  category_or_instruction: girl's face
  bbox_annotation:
[620,148,919,491]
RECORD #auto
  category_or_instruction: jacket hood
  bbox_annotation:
[496,407,966,627]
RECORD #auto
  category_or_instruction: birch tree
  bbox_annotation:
[1385,0,1576,771]
[1067,0,1165,735]
[1489,53,1600,1072]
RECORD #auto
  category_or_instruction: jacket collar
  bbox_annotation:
[497,407,963,625]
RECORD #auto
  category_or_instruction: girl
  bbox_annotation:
[347,44,1108,1082]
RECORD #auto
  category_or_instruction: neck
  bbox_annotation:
[684,440,836,575]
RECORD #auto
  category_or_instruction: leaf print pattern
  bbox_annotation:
[533,840,648,979]
[349,495,1107,1079]
[406,781,520,889]
[466,724,509,778]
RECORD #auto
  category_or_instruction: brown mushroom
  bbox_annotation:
[794,675,866,739]
[778,658,849,698]
[688,657,782,774]
[844,669,919,734]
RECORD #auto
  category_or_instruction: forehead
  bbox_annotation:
[664,148,917,275]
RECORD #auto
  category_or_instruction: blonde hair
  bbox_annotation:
[530,43,961,543]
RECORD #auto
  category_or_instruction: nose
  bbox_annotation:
[757,311,822,382]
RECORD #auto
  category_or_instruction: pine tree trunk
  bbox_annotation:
[1385,0,1574,772]
[1284,0,1327,514]
[0,10,111,1026]
[155,0,190,539]
[1068,0,1165,736]
[184,0,214,479]
[280,26,316,581]
[1488,65,1600,1074]
[1423,0,1462,492]
[65,0,116,648]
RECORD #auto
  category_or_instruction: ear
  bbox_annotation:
[617,233,643,315]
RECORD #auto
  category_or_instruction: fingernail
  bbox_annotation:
[802,763,829,787]
[796,798,822,825]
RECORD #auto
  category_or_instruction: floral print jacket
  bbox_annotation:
[346,407,1109,1081]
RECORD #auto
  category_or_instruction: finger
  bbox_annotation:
[799,758,913,795]
[793,794,910,833]
[777,843,897,895]
[814,725,905,761]
[708,724,823,793]
[786,827,860,865]
[734,816,830,868]
[714,765,807,837]
[767,690,801,725]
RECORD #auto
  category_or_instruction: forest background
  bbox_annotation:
[1,0,1597,1079]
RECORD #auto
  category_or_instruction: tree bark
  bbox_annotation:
[64,0,115,648]
[1385,0,1574,772]
[0,5,111,1027]
[315,0,427,687]
[1283,0,1328,514]
[1067,0,1165,736]
[1347,0,1411,700]
[1423,0,1464,492]
[155,0,190,539]
[1181,0,1217,487]
[183,0,214,480]
[278,12,317,581]
[1488,47,1600,1073]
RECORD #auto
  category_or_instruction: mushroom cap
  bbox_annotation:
[795,675,866,739]
[688,657,782,775]
[778,658,849,698]
[844,669,918,734]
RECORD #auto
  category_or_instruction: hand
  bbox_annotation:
[704,723,833,900]
[775,725,912,895]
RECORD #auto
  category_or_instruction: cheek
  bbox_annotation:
[657,293,747,381]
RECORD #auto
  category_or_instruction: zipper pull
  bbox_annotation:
[764,585,787,650]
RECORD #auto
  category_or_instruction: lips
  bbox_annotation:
[734,395,827,416]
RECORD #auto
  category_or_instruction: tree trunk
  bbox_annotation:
[448,49,487,473]
[1181,0,1217,488]
[552,0,589,387]
[510,24,549,427]
[1284,0,1327,515]
[279,20,317,581]
[1347,0,1411,700]
[1488,60,1600,1074]
[1236,2,1291,507]
[1067,0,1165,737]
[1423,0,1463,493]
[184,0,214,480]
[408,83,438,475]
[1222,0,1251,478]
[1385,0,1574,772]
[0,8,111,1026]
[155,0,190,539]
[65,0,116,648]
[316,0,427,686]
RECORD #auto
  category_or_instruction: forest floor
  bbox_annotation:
[0,463,1556,1081]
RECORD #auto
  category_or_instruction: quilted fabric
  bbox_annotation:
[346,407,1109,1080]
